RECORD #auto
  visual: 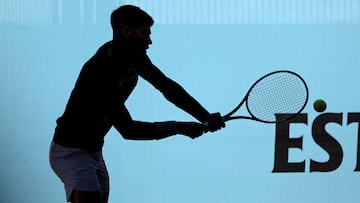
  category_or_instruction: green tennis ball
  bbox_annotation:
[313,99,327,112]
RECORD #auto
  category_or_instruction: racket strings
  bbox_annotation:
[247,72,308,122]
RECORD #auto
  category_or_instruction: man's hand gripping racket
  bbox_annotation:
[204,70,309,131]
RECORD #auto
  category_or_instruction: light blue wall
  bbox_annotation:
[1,1,360,202]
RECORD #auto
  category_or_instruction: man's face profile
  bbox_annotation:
[120,25,152,50]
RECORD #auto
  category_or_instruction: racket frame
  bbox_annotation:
[223,70,309,123]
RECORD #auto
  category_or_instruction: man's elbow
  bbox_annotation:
[119,130,151,140]
[119,130,137,140]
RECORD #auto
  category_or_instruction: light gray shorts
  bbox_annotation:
[49,141,109,202]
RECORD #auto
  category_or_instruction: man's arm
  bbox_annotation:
[110,104,204,140]
[138,56,224,131]
[138,57,209,121]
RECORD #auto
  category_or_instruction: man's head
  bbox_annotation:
[111,5,154,50]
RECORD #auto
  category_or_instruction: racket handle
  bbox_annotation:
[202,117,225,130]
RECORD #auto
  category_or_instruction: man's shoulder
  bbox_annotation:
[85,41,113,64]
[96,41,113,56]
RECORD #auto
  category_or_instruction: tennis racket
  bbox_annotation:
[220,70,309,124]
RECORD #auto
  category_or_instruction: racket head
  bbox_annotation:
[244,70,309,123]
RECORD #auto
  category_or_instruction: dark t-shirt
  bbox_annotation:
[53,41,209,152]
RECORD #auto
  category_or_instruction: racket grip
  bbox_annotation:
[202,117,225,131]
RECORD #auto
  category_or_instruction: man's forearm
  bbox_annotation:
[160,79,210,122]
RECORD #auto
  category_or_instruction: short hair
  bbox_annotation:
[111,5,154,31]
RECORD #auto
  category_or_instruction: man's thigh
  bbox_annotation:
[50,142,109,202]
[71,190,104,203]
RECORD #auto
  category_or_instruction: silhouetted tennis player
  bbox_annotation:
[49,5,224,203]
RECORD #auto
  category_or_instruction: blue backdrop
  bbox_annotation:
[1,1,360,202]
